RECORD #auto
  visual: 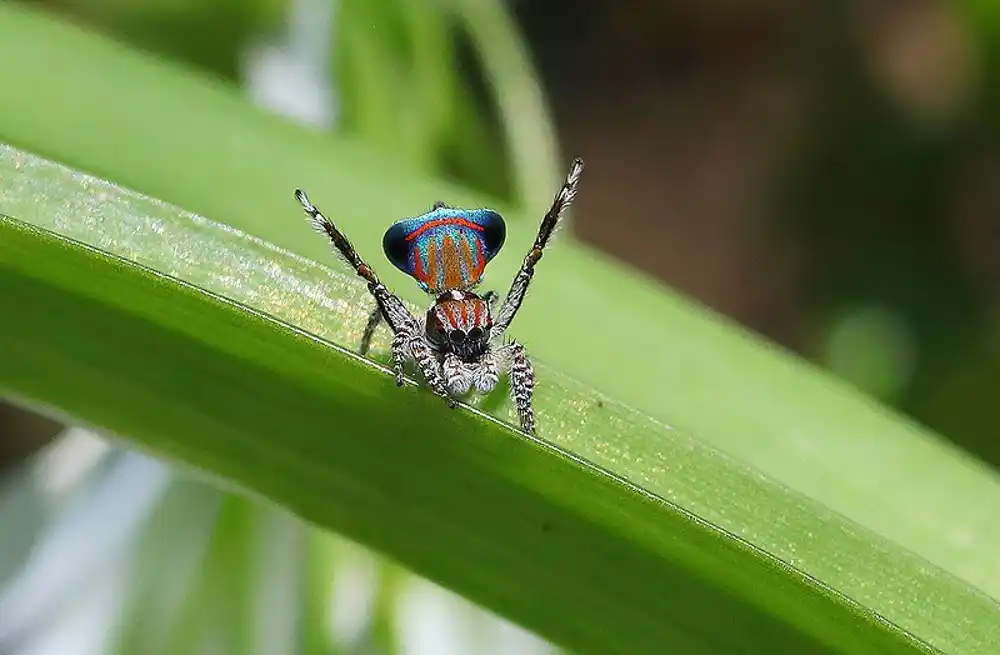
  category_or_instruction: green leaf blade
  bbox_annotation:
[2,10,999,610]
[3,146,999,653]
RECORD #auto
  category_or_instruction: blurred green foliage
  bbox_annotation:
[334,0,509,198]
[24,0,286,78]
[24,0,554,203]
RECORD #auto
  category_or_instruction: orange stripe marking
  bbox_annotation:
[425,239,439,288]
[474,236,486,276]
[442,234,463,289]
[458,236,478,284]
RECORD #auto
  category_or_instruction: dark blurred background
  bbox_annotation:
[2,0,999,652]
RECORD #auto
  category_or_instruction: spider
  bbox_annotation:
[294,158,584,435]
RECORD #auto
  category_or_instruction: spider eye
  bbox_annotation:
[468,327,483,340]
[450,329,466,342]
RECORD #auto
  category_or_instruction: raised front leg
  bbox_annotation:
[492,159,584,339]
[299,189,447,408]
[296,189,418,336]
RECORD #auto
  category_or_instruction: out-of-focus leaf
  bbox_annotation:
[3,145,1000,654]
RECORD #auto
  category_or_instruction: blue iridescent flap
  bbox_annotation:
[382,206,506,292]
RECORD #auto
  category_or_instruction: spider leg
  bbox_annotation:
[491,159,584,338]
[389,330,408,387]
[471,352,500,394]
[443,354,473,395]
[482,290,498,310]
[298,190,457,410]
[496,341,535,434]
[296,189,417,335]
[359,304,382,356]
[409,335,457,407]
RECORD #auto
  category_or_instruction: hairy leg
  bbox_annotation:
[492,159,583,337]
[389,330,409,387]
[299,189,456,410]
[443,354,473,395]
[496,341,535,434]
[408,335,456,407]
[482,290,498,310]
[297,189,417,334]
[471,352,500,395]
[360,304,382,356]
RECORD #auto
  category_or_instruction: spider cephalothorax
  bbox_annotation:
[295,158,584,434]
[426,290,493,363]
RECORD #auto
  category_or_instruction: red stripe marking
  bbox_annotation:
[442,303,459,328]
[472,299,482,326]
[404,218,485,242]
[412,244,426,283]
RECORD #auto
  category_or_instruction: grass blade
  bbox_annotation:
[2,146,999,653]
[2,10,999,603]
